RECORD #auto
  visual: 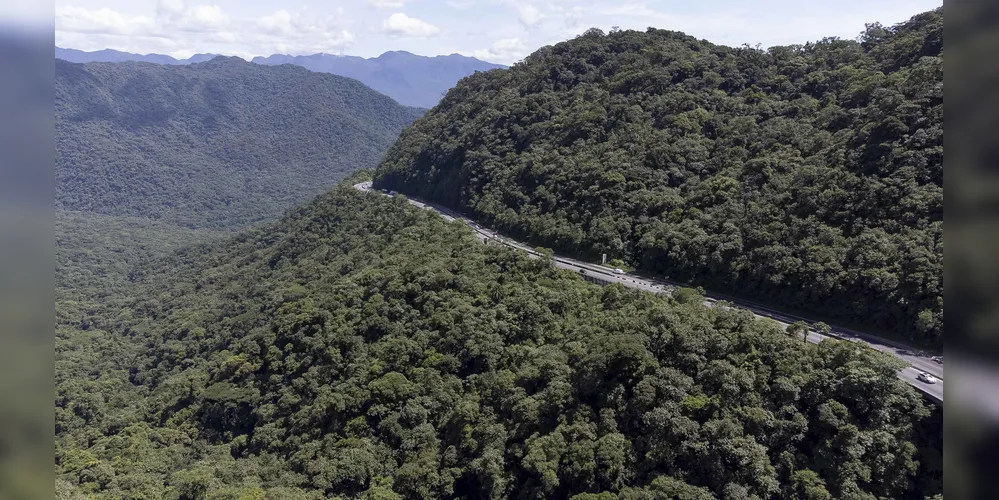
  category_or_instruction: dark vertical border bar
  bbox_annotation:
[945,0,999,498]
[0,13,55,499]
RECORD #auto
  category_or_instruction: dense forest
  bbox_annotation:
[374,10,943,348]
[56,57,424,229]
[56,211,226,304]
[55,175,941,499]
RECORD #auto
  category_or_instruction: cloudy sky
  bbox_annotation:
[54,0,942,65]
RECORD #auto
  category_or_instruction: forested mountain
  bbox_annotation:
[55,47,221,64]
[56,57,424,228]
[55,174,941,499]
[374,9,943,347]
[252,51,506,108]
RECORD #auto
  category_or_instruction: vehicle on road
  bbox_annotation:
[931,356,943,364]
[916,372,938,384]
[579,269,587,275]
[613,268,624,274]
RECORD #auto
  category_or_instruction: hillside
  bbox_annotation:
[56,57,424,228]
[374,10,944,347]
[252,51,506,107]
[55,175,940,499]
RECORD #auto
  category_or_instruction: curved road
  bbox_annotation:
[356,182,943,403]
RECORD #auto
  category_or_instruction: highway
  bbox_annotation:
[355,182,943,403]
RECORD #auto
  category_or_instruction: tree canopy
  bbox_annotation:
[56,175,941,499]
[374,9,943,348]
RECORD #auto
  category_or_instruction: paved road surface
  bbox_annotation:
[355,182,943,403]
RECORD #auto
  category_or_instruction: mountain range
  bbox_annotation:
[55,47,506,108]
[55,47,223,65]
[252,51,505,108]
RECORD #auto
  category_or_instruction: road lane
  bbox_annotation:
[354,182,943,403]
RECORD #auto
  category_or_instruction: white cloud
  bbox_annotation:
[168,48,196,59]
[257,9,294,35]
[517,3,543,28]
[209,31,238,43]
[382,13,440,37]
[175,5,229,32]
[365,0,413,8]
[563,6,582,30]
[56,6,155,35]
[56,3,354,58]
[252,9,355,54]
[57,3,228,38]
[153,0,232,33]
[471,37,525,64]
[491,0,544,29]
[446,0,476,9]
[156,0,185,20]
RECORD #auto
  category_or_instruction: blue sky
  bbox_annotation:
[54,0,942,64]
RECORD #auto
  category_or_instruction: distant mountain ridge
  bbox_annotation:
[55,46,222,64]
[252,50,506,107]
[55,46,506,107]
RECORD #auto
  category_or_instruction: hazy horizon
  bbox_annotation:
[55,0,942,65]
[55,45,506,64]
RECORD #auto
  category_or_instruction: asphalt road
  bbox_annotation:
[355,182,943,403]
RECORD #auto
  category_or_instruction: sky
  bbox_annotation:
[53,0,942,65]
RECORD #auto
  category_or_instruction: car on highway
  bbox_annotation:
[916,372,938,384]
[931,356,943,364]
[613,268,624,274]
[579,269,587,275]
